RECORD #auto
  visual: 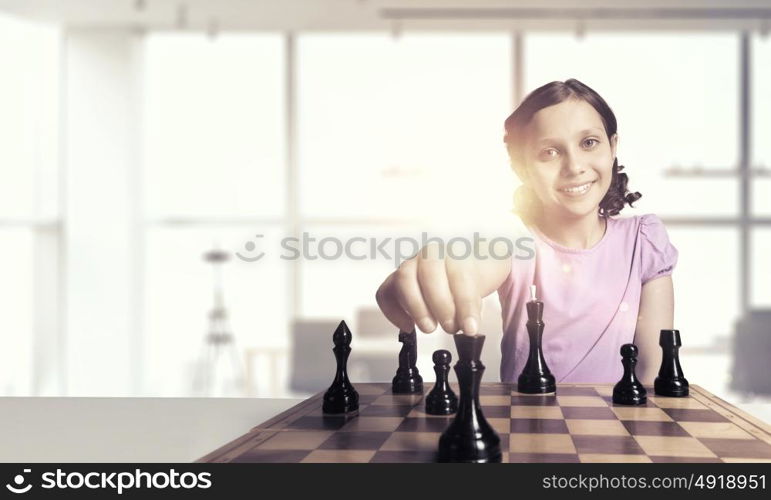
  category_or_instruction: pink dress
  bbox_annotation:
[496,213,679,384]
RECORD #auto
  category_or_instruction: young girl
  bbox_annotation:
[375,79,678,385]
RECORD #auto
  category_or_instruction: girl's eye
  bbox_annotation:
[583,138,599,148]
[540,148,558,159]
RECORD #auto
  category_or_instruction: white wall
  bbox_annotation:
[63,28,142,395]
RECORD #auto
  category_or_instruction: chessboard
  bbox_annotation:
[198,383,771,463]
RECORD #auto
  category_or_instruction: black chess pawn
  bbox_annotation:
[613,343,647,405]
[425,350,458,415]
[392,329,423,394]
[438,334,502,463]
[518,285,556,394]
[322,320,359,414]
[655,329,689,397]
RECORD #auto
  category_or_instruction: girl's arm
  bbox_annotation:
[633,275,675,385]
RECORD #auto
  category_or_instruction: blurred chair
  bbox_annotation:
[289,319,339,394]
[244,346,288,397]
[288,300,506,391]
[355,306,395,339]
[730,309,771,395]
[348,356,395,384]
[290,316,397,392]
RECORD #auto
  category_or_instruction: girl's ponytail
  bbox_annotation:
[599,159,642,217]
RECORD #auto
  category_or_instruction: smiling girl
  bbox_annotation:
[376,79,678,385]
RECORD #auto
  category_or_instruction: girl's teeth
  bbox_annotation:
[561,182,591,193]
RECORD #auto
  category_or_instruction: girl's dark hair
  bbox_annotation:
[503,78,641,222]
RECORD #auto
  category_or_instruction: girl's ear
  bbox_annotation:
[510,159,529,184]
[610,133,619,159]
[509,148,528,180]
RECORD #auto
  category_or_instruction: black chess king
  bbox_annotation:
[518,284,556,394]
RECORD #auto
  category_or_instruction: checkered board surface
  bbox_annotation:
[199,383,771,463]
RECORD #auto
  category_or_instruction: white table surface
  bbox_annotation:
[0,397,302,462]
[1,396,768,462]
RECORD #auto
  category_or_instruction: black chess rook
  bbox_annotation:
[613,343,647,405]
[518,285,556,394]
[425,350,458,415]
[322,320,359,414]
[392,329,423,394]
[437,334,502,463]
[655,329,689,397]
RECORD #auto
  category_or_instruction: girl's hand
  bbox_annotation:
[375,240,511,336]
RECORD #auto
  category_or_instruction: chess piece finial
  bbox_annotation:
[655,329,689,397]
[322,320,359,414]
[621,343,637,357]
[392,329,423,394]
[433,349,451,365]
[333,320,352,345]
[425,349,458,415]
[438,335,501,463]
[613,343,647,405]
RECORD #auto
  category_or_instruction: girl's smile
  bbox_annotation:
[557,179,596,196]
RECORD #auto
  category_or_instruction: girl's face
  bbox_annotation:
[517,98,618,220]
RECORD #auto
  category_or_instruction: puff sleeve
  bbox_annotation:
[639,213,679,285]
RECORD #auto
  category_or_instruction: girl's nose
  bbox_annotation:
[561,154,586,176]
